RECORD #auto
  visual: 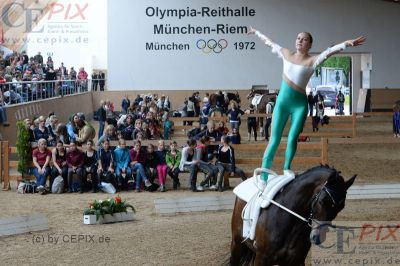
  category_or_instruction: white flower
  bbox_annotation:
[99,200,103,203]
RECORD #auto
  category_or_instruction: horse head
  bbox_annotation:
[309,168,357,245]
[246,89,255,99]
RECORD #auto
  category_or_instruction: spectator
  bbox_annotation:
[34,52,43,65]
[97,124,117,147]
[119,114,135,140]
[245,104,257,141]
[32,138,52,193]
[113,138,132,191]
[91,72,98,91]
[155,140,168,192]
[228,127,241,144]
[195,136,219,190]
[227,101,244,130]
[83,140,98,193]
[336,89,345,115]
[185,96,195,126]
[66,140,84,193]
[194,121,222,141]
[156,95,170,111]
[129,140,152,192]
[216,121,229,136]
[145,144,159,182]
[179,139,202,192]
[77,67,88,91]
[265,99,275,141]
[166,141,181,190]
[24,118,36,142]
[97,139,117,190]
[55,123,70,145]
[121,94,130,114]
[162,111,173,140]
[50,140,68,192]
[75,113,96,145]
[34,115,54,146]
[97,100,107,138]
[307,91,314,117]
[66,114,79,141]
[393,104,400,138]
[132,119,144,140]
[215,136,246,192]
[98,71,105,91]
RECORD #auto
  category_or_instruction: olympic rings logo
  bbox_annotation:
[196,39,228,54]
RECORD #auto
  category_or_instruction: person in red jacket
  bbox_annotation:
[66,140,84,193]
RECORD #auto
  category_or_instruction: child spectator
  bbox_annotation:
[216,121,229,136]
[227,101,244,130]
[228,127,241,144]
[113,138,132,191]
[129,140,152,192]
[145,144,159,182]
[97,124,117,147]
[97,139,117,190]
[195,136,219,190]
[83,140,98,193]
[166,141,181,190]
[155,140,168,192]
[55,123,70,145]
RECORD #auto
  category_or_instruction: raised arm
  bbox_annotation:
[248,26,285,58]
[313,36,366,68]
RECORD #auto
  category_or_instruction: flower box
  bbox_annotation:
[83,212,134,225]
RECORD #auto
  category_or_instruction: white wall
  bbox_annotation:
[108,0,400,91]
[27,0,107,74]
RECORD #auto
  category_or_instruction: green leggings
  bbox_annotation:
[261,80,307,181]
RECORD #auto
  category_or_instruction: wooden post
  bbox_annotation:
[2,141,10,191]
[321,138,329,165]
[352,113,357,138]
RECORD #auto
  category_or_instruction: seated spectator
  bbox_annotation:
[195,136,219,190]
[32,138,52,193]
[113,138,132,191]
[145,144,158,182]
[216,121,229,136]
[155,140,168,192]
[24,118,36,142]
[55,123,70,145]
[194,121,222,141]
[130,140,152,192]
[66,114,79,141]
[179,139,202,192]
[47,114,59,145]
[228,127,241,144]
[83,140,98,193]
[132,119,144,140]
[156,95,170,111]
[75,113,95,145]
[97,124,118,147]
[141,122,151,140]
[97,139,117,190]
[34,115,55,146]
[66,140,84,193]
[166,141,181,190]
[50,140,68,192]
[215,136,246,192]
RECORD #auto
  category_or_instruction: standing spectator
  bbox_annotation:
[32,138,52,193]
[98,71,105,91]
[265,99,275,141]
[121,94,130,114]
[155,140,168,192]
[166,141,181,190]
[91,72,98,91]
[245,104,257,141]
[194,91,201,116]
[113,138,132,191]
[50,140,68,192]
[215,136,246,192]
[83,140,98,192]
[0,89,9,126]
[186,96,195,126]
[78,67,88,91]
[307,91,314,117]
[34,52,43,65]
[97,100,107,139]
[66,140,84,193]
[336,89,345,115]
[227,101,244,130]
[130,140,152,192]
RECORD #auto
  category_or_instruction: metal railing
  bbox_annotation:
[0,78,106,105]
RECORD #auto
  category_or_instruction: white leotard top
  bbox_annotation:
[255,31,346,90]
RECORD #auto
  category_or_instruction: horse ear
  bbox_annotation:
[345,175,357,191]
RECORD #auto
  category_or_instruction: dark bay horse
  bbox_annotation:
[227,165,357,266]
[209,91,241,112]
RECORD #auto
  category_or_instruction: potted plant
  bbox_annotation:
[83,196,135,224]
[16,121,32,181]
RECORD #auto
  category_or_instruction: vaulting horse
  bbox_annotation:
[246,88,277,137]
[227,165,357,266]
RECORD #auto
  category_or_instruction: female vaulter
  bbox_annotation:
[248,26,365,182]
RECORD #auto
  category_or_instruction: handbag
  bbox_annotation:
[23,181,37,194]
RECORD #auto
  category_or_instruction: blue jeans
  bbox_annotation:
[98,121,105,139]
[131,163,148,189]
[33,166,50,187]
[115,167,132,181]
